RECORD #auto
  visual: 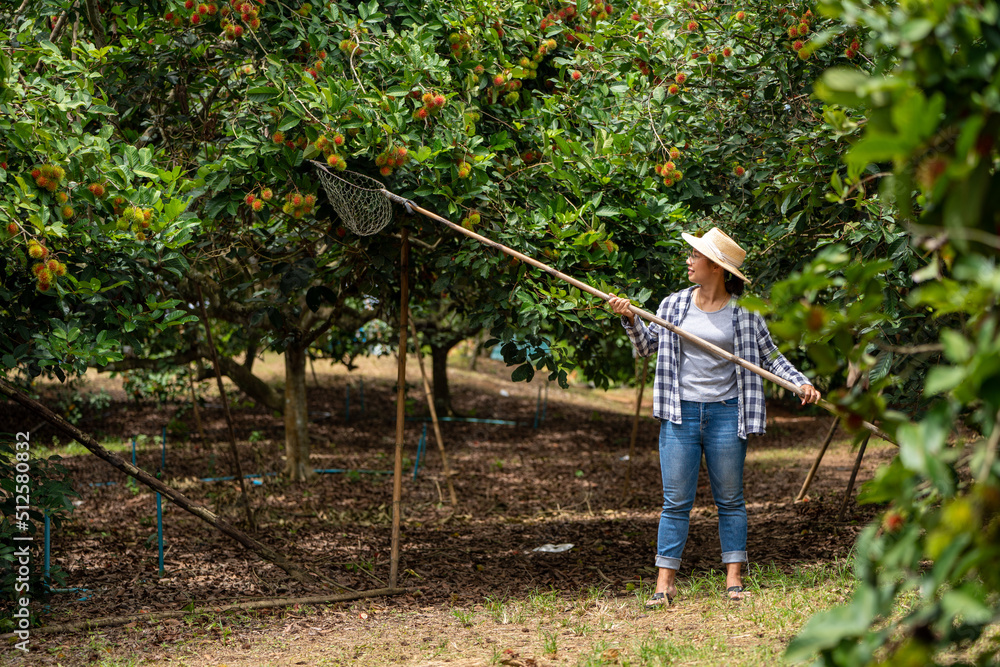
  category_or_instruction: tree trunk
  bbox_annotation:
[430,340,460,416]
[283,345,313,480]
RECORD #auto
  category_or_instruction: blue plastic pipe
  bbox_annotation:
[413,424,427,481]
[44,511,50,590]
[131,437,136,466]
[405,416,520,426]
[157,493,164,576]
[534,385,541,429]
[199,472,278,482]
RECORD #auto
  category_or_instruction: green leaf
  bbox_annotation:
[511,363,534,382]
[246,86,280,103]
[278,116,301,132]
[784,587,880,661]
[923,365,965,396]
[814,67,871,107]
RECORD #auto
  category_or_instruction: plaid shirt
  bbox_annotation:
[623,286,810,439]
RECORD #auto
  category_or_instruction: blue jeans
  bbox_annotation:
[655,399,748,570]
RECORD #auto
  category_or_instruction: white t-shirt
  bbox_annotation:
[678,301,738,402]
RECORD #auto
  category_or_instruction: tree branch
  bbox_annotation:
[99,346,283,414]
[83,0,106,48]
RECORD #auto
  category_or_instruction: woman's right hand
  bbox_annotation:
[607,295,635,324]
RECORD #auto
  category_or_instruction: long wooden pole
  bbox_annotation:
[379,189,894,446]
[408,309,458,506]
[390,228,409,589]
[0,378,322,587]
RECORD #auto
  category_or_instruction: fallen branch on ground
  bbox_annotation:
[2,588,414,636]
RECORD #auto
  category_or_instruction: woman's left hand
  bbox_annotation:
[798,384,821,405]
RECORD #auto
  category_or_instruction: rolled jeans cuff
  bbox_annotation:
[655,555,681,570]
[721,550,747,564]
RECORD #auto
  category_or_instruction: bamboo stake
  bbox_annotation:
[196,283,255,532]
[795,418,839,502]
[623,356,649,499]
[0,378,323,587]
[837,433,871,521]
[376,188,895,446]
[408,309,458,506]
[390,229,409,589]
[188,368,207,442]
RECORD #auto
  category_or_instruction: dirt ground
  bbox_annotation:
[1,354,893,665]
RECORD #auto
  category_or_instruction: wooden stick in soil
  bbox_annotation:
[196,283,255,533]
[837,433,871,522]
[623,357,649,499]
[795,418,839,502]
[10,588,412,636]
[390,228,409,590]
[188,367,207,442]
[408,308,458,506]
[0,378,321,587]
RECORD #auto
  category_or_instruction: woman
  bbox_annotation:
[608,227,820,606]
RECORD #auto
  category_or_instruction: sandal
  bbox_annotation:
[725,585,745,602]
[644,592,673,609]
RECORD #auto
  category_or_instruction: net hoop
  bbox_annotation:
[311,161,393,236]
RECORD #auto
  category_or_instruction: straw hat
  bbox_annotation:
[681,227,751,284]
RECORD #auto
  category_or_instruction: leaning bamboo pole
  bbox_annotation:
[623,357,649,499]
[408,309,458,505]
[0,378,327,588]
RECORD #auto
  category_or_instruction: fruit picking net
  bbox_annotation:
[311,161,393,236]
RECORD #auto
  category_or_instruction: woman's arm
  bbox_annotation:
[753,315,821,405]
[608,294,662,358]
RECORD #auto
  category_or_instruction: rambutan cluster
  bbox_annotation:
[312,133,347,171]
[844,38,860,59]
[539,4,576,30]
[447,32,472,58]
[456,160,471,179]
[414,92,447,121]
[521,149,541,163]
[339,38,362,57]
[87,182,106,198]
[460,212,481,230]
[786,9,812,39]
[27,240,66,292]
[30,164,65,192]
[282,192,316,219]
[228,0,262,31]
[375,146,410,178]
[244,191,266,212]
[654,147,685,188]
[589,2,612,20]
[116,205,155,240]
